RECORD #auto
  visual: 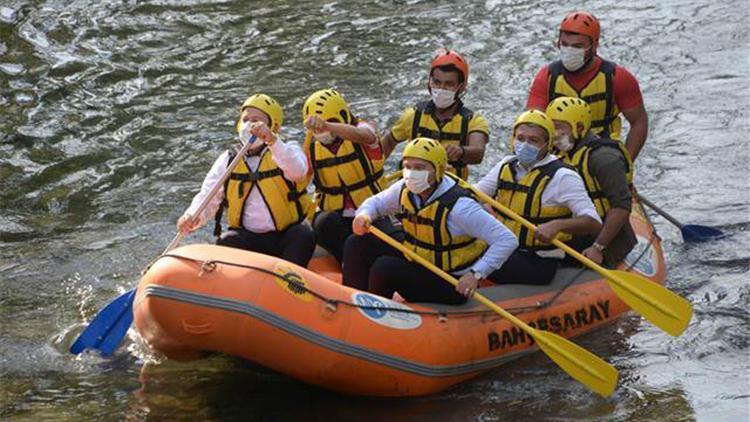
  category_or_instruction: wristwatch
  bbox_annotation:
[471,270,484,281]
[592,242,606,253]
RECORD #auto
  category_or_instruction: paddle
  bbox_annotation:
[450,174,693,337]
[69,289,135,355]
[635,193,724,242]
[368,226,618,397]
[70,135,259,356]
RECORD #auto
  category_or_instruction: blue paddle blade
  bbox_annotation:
[682,224,725,243]
[97,295,135,355]
[69,289,136,355]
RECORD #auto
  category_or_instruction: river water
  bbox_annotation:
[1,0,748,420]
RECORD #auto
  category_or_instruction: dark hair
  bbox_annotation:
[430,64,465,84]
[517,123,549,142]
[559,30,594,48]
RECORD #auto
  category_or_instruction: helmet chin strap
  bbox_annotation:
[584,50,595,67]
[575,121,589,142]
[455,85,466,102]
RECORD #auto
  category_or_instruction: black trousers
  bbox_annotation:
[217,222,315,267]
[486,249,559,285]
[313,212,398,265]
[312,211,353,265]
[342,233,467,305]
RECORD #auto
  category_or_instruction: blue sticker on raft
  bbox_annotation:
[352,292,422,330]
[623,235,658,277]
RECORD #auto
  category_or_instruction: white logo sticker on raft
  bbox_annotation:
[352,292,422,330]
[623,235,658,277]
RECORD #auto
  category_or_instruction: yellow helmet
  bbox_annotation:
[240,94,284,133]
[402,137,448,181]
[512,109,556,149]
[545,97,592,140]
[302,89,352,125]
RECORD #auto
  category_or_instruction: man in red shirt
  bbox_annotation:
[526,11,649,160]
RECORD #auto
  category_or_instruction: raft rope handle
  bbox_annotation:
[538,266,589,309]
[158,223,658,318]
[159,254,540,318]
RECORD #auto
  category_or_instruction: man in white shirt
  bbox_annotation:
[177,94,315,267]
[475,110,601,285]
[343,138,519,305]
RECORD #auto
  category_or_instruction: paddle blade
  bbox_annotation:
[681,224,724,243]
[533,329,618,397]
[70,289,136,355]
[97,296,134,355]
[605,271,693,336]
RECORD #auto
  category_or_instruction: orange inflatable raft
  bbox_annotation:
[134,199,665,397]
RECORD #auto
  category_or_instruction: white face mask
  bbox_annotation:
[314,131,336,145]
[559,45,587,72]
[239,121,252,143]
[553,134,574,152]
[430,88,456,109]
[403,168,431,194]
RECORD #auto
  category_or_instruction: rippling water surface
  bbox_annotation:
[1,0,748,420]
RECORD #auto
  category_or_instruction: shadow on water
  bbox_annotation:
[125,320,698,421]
[101,312,691,420]
[127,358,680,422]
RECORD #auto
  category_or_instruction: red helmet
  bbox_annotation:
[430,49,469,85]
[560,11,600,49]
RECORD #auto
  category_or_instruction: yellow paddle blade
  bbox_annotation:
[604,270,693,337]
[369,226,619,396]
[533,329,618,397]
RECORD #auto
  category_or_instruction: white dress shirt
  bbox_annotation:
[356,177,519,278]
[475,154,601,222]
[185,139,308,233]
[474,154,601,258]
